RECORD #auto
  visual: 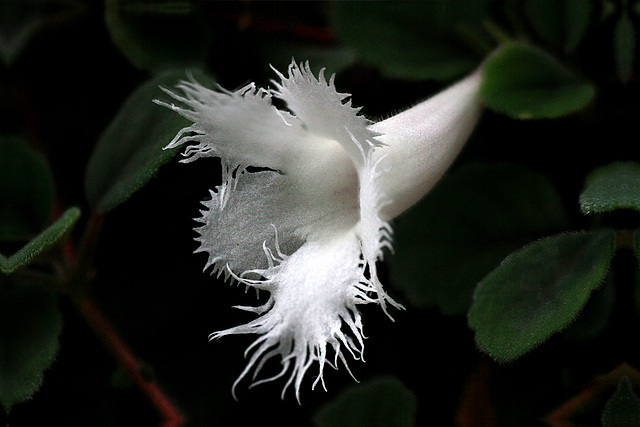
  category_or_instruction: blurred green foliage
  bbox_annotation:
[390,163,567,315]
[469,230,615,362]
[1,0,639,425]
[580,161,640,214]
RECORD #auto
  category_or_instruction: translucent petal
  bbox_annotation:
[370,71,483,219]
[271,61,383,167]
[196,159,360,277]
[156,79,307,172]
[210,231,390,401]
[357,156,402,316]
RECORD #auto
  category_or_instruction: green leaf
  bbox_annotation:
[389,163,567,315]
[0,207,81,275]
[313,376,417,427]
[330,1,488,81]
[580,162,640,214]
[0,136,54,241]
[614,11,636,85]
[525,0,593,52]
[0,281,63,412]
[602,376,640,427]
[480,43,595,118]
[562,277,614,342]
[85,70,205,213]
[469,230,615,362]
[105,0,212,74]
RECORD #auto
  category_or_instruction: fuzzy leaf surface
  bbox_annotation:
[389,163,567,315]
[0,136,54,241]
[313,376,417,427]
[524,0,592,52]
[0,207,81,275]
[85,70,202,213]
[0,282,63,412]
[480,43,595,118]
[614,12,636,85]
[580,162,640,214]
[601,376,640,427]
[105,0,211,74]
[469,229,615,362]
[330,1,488,81]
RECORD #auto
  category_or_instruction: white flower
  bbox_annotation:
[157,61,482,401]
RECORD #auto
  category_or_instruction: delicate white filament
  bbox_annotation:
[158,60,482,400]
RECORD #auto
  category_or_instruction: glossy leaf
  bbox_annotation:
[330,1,488,81]
[469,230,615,362]
[580,162,640,214]
[313,376,417,427]
[525,0,593,52]
[105,0,211,74]
[389,163,567,315]
[601,376,640,427]
[480,43,595,119]
[85,70,203,213]
[0,136,54,241]
[0,282,63,412]
[0,207,81,275]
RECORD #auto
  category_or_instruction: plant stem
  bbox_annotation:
[66,213,185,426]
[73,295,185,427]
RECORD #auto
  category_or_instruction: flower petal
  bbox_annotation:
[196,155,360,277]
[195,169,303,278]
[271,61,382,168]
[357,156,402,316]
[156,78,305,171]
[370,71,483,219]
[211,231,389,401]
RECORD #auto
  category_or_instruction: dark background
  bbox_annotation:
[1,1,638,426]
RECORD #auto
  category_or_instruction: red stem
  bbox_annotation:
[66,214,185,426]
[74,296,185,427]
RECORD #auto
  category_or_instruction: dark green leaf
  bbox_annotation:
[580,162,640,214]
[562,276,614,341]
[313,376,417,427]
[614,12,636,84]
[330,1,488,81]
[0,207,81,275]
[0,136,54,241]
[85,70,207,213]
[602,376,640,427]
[480,43,595,118]
[469,230,615,362]
[105,0,212,74]
[525,0,593,52]
[389,163,567,315]
[0,281,63,412]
